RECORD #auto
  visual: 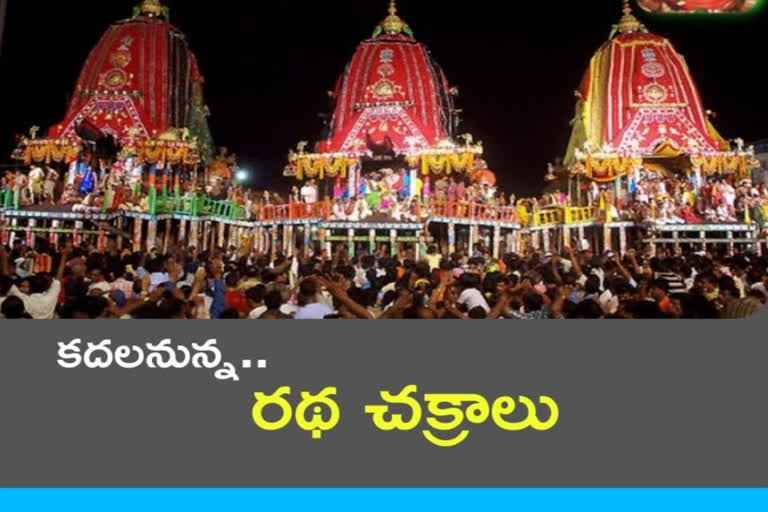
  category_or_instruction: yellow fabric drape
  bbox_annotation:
[23,141,81,164]
[585,156,642,182]
[295,157,356,181]
[420,153,475,176]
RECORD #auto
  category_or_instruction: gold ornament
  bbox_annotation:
[137,0,168,18]
[378,0,412,35]
[617,0,646,35]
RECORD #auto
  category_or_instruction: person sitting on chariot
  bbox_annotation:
[715,201,737,223]
[332,178,344,201]
[330,200,347,221]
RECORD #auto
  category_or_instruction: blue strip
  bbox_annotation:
[1,489,766,512]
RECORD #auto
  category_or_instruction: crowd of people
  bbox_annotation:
[1,234,765,320]
[3,157,768,232]
[585,172,768,227]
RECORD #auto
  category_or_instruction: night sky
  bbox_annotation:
[0,0,766,196]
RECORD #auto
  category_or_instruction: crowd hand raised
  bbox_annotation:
[194,266,207,282]
[394,290,414,311]
[313,275,344,298]
[168,260,182,284]
[210,259,224,280]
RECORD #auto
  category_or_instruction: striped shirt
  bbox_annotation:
[654,272,687,296]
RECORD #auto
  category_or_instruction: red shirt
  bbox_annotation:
[226,291,250,317]
[658,296,674,315]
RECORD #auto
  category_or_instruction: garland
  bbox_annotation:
[419,153,475,176]
[138,142,199,166]
[585,156,642,182]
[690,155,749,177]
[296,157,358,180]
[22,140,81,165]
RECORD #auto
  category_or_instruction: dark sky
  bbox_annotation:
[0,0,766,196]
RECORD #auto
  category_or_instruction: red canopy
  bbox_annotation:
[314,1,456,156]
[48,1,210,146]
[566,1,724,163]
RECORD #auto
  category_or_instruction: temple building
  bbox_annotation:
[17,0,213,167]
[564,0,755,183]
[285,0,482,183]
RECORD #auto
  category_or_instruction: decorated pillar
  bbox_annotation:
[178,217,187,244]
[26,219,36,248]
[73,221,84,249]
[286,225,295,256]
[347,229,355,261]
[542,228,551,253]
[603,225,612,253]
[304,223,312,257]
[217,221,226,249]
[116,216,124,251]
[493,226,501,260]
[202,221,211,252]
[189,220,199,250]
[647,230,656,255]
[271,224,279,257]
[673,231,681,256]
[531,230,540,251]
[513,231,522,255]
[49,220,60,248]
[727,230,735,257]
[699,231,707,252]
[414,232,423,261]
[448,222,456,255]
[146,219,158,252]
[97,229,107,254]
[562,225,571,251]
[0,216,8,246]
[252,227,260,253]
[226,224,236,249]
[256,227,264,254]
[619,226,627,256]
[390,229,398,257]
[322,229,331,258]
[163,217,173,254]
[8,218,18,247]
[369,229,376,255]
[468,224,476,255]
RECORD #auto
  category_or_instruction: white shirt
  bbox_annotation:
[248,306,267,319]
[354,267,369,288]
[9,280,61,320]
[751,283,768,300]
[301,185,317,204]
[295,302,334,320]
[599,290,619,315]
[457,288,490,314]
[149,272,170,292]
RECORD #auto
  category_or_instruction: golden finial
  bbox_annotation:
[135,0,169,19]
[617,0,646,34]
[375,0,413,37]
